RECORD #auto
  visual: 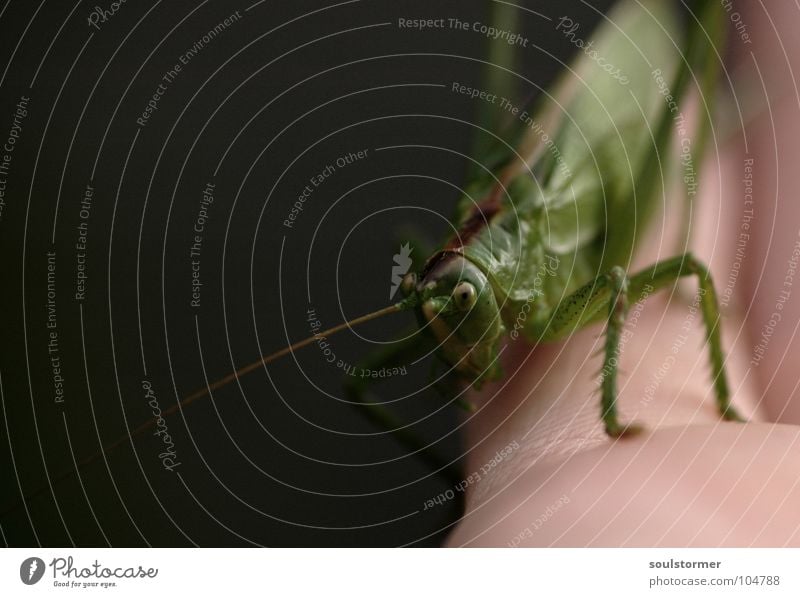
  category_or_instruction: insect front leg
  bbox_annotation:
[601,267,640,436]
[342,330,462,484]
[526,253,744,438]
[526,266,640,437]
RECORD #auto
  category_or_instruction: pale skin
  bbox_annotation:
[445,3,800,547]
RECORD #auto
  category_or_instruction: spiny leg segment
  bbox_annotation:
[628,253,744,423]
[528,253,743,436]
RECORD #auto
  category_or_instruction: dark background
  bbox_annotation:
[0,0,616,547]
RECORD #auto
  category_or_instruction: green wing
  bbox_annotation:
[457,0,719,306]
[502,0,683,251]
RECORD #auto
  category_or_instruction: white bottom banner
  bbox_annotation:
[1,548,797,596]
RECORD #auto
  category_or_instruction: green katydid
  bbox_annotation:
[131,0,743,466]
[4,0,744,513]
[336,0,744,439]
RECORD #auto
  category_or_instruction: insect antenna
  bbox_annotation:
[182,302,409,407]
[1,301,414,519]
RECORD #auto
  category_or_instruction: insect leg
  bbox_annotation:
[343,330,462,484]
[528,253,744,432]
[627,253,744,423]
[600,267,640,436]
[527,266,640,437]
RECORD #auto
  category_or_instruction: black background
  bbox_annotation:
[0,0,617,547]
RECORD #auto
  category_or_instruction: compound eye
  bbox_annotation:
[453,281,477,311]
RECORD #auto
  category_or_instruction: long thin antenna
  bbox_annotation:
[1,302,408,518]
[180,303,404,410]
